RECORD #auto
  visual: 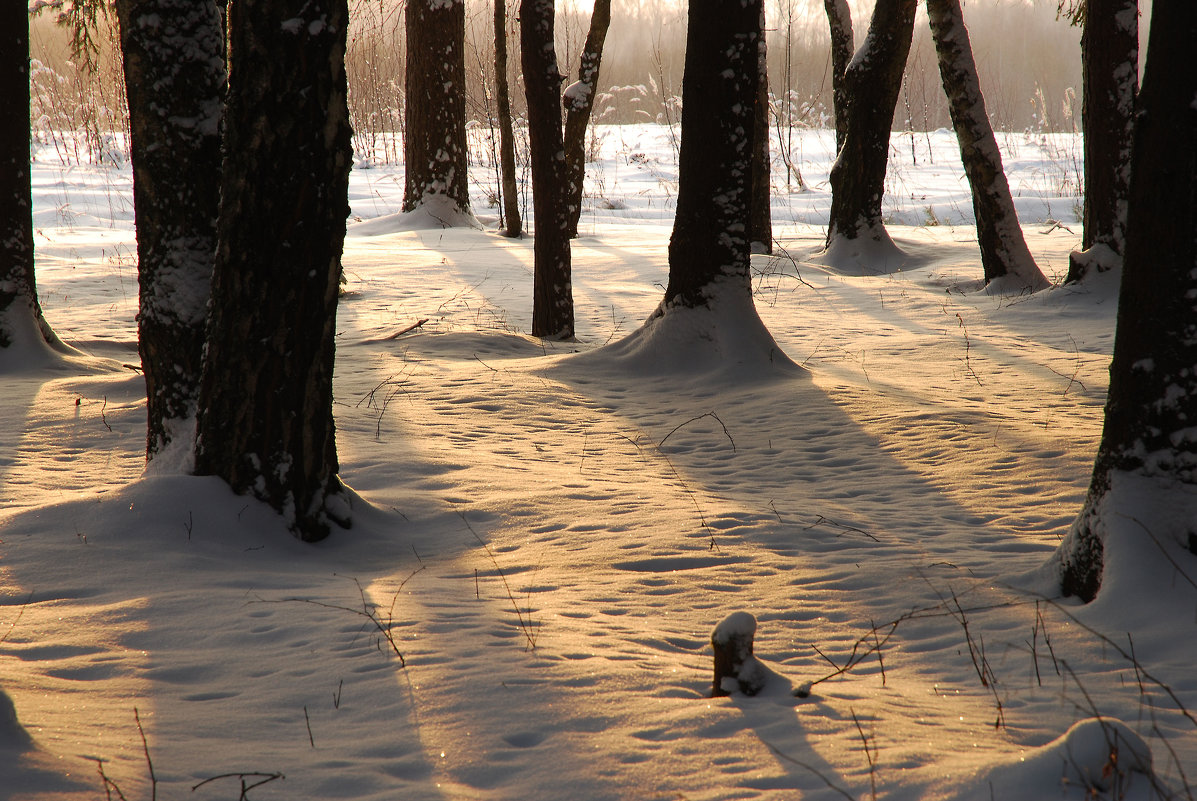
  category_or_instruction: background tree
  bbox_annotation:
[494,0,522,237]
[823,0,853,154]
[1064,0,1138,283]
[0,8,63,358]
[114,0,226,461]
[521,0,574,338]
[194,0,354,542]
[749,3,772,255]
[1055,0,1197,602]
[663,0,761,308]
[927,0,1049,291]
[824,0,916,250]
[563,0,612,239]
[403,0,474,222]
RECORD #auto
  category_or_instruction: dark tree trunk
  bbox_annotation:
[0,9,60,355]
[664,0,761,307]
[194,0,353,542]
[748,4,772,255]
[115,0,225,461]
[1056,0,1197,601]
[563,0,612,239]
[823,0,853,155]
[927,0,1048,291]
[825,0,916,246]
[494,0,522,237]
[403,0,472,220]
[521,0,574,338]
[1066,0,1138,283]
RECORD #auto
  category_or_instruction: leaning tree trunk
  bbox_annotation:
[825,0,916,246]
[493,0,522,237]
[1056,0,1197,602]
[0,9,61,355]
[563,0,612,239]
[664,0,761,307]
[927,0,1048,291]
[194,0,353,542]
[521,0,574,339]
[823,0,853,155]
[115,0,225,461]
[748,3,772,255]
[403,0,472,220]
[1066,0,1138,284]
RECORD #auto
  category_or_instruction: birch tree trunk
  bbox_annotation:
[115,0,225,461]
[521,0,574,338]
[493,0,522,237]
[1055,0,1197,601]
[563,0,611,238]
[927,0,1049,291]
[749,4,772,255]
[823,0,853,155]
[1066,0,1138,284]
[194,0,353,542]
[403,0,473,222]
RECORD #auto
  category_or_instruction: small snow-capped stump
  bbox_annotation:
[711,611,768,697]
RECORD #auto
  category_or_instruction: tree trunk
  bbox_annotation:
[825,0,916,246]
[823,0,853,155]
[1056,0,1197,601]
[493,0,522,237]
[194,0,353,542]
[115,0,225,462]
[1066,0,1138,284]
[521,0,574,339]
[563,0,612,239]
[748,4,772,255]
[0,9,61,356]
[664,0,761,308]
[403,0,472,221]
[927,0,1049,291]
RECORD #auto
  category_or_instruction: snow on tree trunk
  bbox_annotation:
[1055,0,1197,602]
[563,0,611,239]
[927,0,1049,293]
[748,4,772,255]
[494,0,522,238]
[0,9,63,360]
[663,0,761,309]
[115,0,225,463]
[403,0,474,222]
[521,0,574,339]
[1066,0,1138,284]
[194,0,353,543]
[823,0,854,155]
[824,0,916,248]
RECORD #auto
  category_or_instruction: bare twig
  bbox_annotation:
[134,708,156,801]
[658,411,736,453]
[459,512,539,650]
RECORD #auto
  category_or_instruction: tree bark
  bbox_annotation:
[825,0,916,246]
[194,0,353,542]
[1056,0,1197,601]
[664,0,761,307]
[562,0,612,238]
[115,0,225,461]
[748,4,772,255]
[521,0,574,339]
[493,0,522,237]
[1066,0,1138,283]
[0,9,61,355]
[927,0,1049,291]
[823,0,853,155]
[403,0,472,220]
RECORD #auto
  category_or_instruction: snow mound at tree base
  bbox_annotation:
[349,195,482,235]
[938,718,1156,801]
[809,229,911,276]
[564,279,802,383]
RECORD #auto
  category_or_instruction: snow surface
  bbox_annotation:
[2,125,1194,801]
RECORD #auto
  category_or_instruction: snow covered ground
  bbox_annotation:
[2,125,1194,801]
